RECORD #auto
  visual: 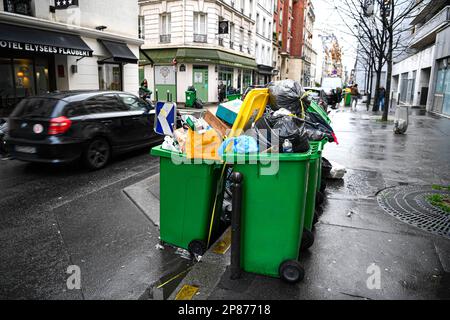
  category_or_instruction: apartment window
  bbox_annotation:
[194,12,207,43]
[160,13,171,43]
[3,0,32,16]
[263,18,266,38]
[256,13,260,34]
[240,29,244,51]
[138,15,145,40]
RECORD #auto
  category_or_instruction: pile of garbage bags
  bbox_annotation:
[160,79,339,158]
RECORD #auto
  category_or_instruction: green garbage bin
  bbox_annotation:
[226,93,242,101]
[185,90,196,108]
[344,92,352,107]
[307,100,331,125]
[226,151,311,283]
[303,142,321,232]
[316,139,328,194]
[151,146,223,255]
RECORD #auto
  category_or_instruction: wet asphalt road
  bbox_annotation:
[0,147,184,299]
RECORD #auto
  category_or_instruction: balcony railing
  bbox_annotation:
[193,34,207,43]
[410,6,450,48]
[159,34,171,43]
[218,38,224,46]
[230,41,234,49]
[4,0,32,16]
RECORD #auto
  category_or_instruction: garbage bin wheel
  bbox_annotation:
[316,191,325,206]
[300,229,315,252]
[279,260,305,284]
[188,240,207,256]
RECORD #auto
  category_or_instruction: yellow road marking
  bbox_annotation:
[175,285,199,300]
[212,228,232,255]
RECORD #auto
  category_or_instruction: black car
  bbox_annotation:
[0,118,8,156]
[6,91,163,169]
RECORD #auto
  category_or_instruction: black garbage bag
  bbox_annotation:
[305,111,335,142]
[252,114,310,153]
[322,157,332,179]
[268,80,304,114]
[305,123,327,141]
[194,98,204,109]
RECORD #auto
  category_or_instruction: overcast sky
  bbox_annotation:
[312,0,358,74]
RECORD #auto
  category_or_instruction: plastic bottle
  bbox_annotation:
[282,139,293,153]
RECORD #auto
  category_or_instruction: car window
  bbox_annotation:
[84,94,128,114]
[119,94,149,111]
[64,102,87,117]
[10,98,59,118]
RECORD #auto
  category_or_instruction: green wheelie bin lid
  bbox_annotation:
[307,100,331,125]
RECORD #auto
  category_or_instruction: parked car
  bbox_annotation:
[0,118,8,157]
[6,91,163,169]
[321,77,343,109]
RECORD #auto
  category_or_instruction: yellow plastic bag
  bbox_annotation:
[186,129,222,160]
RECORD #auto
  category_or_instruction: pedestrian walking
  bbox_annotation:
[350,84,360,111]
[378,86,386,112]
[139,79,152,103]
[218,81,226,103]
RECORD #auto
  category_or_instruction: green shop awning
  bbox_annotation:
[216,50,257,69]
[140,48,178,65]
[140,48,256,69]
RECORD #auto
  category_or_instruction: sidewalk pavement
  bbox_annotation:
[165,103,450,300]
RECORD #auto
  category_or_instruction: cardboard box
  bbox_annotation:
[203,110,231,137]
[216,99,243,125]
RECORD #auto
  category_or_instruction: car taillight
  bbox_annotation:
[48,116,72,135]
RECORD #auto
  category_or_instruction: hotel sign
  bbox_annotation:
[55,0,79,9]
[0,40,92,57]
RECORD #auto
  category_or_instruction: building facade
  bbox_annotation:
[391,0,450,117]
[0,0,141,117]
[272,0,315,86]
[139,0,257,104]
[255,0,274,84]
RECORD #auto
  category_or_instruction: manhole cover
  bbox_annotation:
[377,185,450,239]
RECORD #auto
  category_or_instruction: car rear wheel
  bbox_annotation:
[83,137,111,170]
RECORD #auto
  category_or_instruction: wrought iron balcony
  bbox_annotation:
[410,6,450,49]
[159,34,171,43]
[193,34,207,43]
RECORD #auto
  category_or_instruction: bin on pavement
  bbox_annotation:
[226,151,311,283]
[185,90,196,108]
[344,92,352,106]
[226,93,242,101]
[151,146,224,255]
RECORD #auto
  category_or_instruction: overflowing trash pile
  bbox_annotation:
[161,79,340,159]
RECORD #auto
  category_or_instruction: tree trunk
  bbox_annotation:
[382,4,395,121]
[366,62,373,111]
[372,57,383,112]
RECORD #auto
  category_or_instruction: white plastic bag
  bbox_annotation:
[329,160,347,179]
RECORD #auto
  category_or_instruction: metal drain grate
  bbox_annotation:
[377,185,450,239]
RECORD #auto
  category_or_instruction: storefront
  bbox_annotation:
[0,22,139,117]
[141,48,257,104]
[256,65,273,86]
[432,57,450,116]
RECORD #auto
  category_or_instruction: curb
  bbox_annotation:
[168,227,232,300]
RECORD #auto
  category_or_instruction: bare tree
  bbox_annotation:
[333,0,425,118]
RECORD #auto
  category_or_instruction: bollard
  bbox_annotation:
[230,171,243,280]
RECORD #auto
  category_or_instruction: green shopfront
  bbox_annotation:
[140,48,257,104]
